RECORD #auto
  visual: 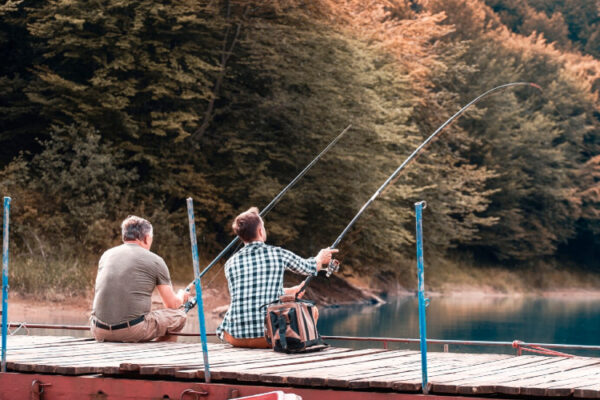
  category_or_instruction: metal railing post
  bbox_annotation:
[1,196,11,373]
[186,198,211,383]
[415,200,428,394]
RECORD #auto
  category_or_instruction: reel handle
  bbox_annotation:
[325,259,340,277]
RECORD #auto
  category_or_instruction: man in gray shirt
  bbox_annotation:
[91,216,191,342]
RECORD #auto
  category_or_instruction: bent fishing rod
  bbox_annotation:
[189,124,352,288]
[298,82,542,294]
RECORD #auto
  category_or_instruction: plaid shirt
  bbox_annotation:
[217,241,318,339]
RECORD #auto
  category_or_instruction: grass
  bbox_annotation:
[7,247,227,300]
[9,254,96,300]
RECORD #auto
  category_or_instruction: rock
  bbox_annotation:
[285,273,387,306]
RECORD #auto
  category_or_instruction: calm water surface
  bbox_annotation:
[318,296,600,356]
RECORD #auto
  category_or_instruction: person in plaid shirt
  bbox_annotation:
[217,207,337,348]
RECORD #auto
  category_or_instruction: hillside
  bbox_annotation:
[0,0,598,297]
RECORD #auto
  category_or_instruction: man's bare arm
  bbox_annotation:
[157,284,190,309]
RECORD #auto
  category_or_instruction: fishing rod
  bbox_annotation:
[190,124,352,286]
[298,82,542,294]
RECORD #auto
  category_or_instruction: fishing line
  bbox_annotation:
[190,124,353,291]
[297,82,542,295]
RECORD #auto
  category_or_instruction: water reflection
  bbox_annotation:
[9,302,92,338]
[317,296,600,356]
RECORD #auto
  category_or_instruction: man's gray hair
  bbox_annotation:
[121,215,153,242]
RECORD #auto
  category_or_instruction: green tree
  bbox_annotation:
[0,123,136,251]
[0,0,46,164]
[424,0,599,262]
[20,0,233,257]
[25,0,221,141]
[194,3,503,273]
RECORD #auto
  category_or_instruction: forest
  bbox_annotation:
[0,0,598,296]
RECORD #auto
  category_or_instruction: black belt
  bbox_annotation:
[92,315,145,331]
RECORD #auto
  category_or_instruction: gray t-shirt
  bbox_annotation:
[92,243,171,325]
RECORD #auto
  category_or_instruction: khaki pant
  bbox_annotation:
[91,309,186,343]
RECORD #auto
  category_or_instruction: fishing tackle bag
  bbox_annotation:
[264,295,327,353]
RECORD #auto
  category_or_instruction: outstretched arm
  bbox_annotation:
[283,248,338,298]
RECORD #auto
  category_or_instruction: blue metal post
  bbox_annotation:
[1,197,11,373]
[186,198,211,383]
[415,200,429,394]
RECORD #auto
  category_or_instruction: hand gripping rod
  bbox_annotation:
[196,124,352,280]
[298,82,541,294]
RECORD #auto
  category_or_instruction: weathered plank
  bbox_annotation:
[429,355,567,394]
[5,335,600,399]
[224,349,410,384]
[9,342,184,374]
[191,349,394,382]
[260,351,420,386]
[175,348,394,381]
[8,340,225,375]
[491,358,600,396]
[347,353,511,391]
[515,363,600,397]
[147,347,356,378]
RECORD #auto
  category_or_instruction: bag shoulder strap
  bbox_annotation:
[260,298,281,310]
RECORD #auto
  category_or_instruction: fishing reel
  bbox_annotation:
[325,259,340,277]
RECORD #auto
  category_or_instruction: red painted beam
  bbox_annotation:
[0,373,511,400]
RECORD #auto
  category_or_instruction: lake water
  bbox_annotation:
[11,295,600,357]
[318,295,600,356]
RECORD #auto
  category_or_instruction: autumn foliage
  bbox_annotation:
[0,0,598,293]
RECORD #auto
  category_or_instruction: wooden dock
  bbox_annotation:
[2,335,600,399]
